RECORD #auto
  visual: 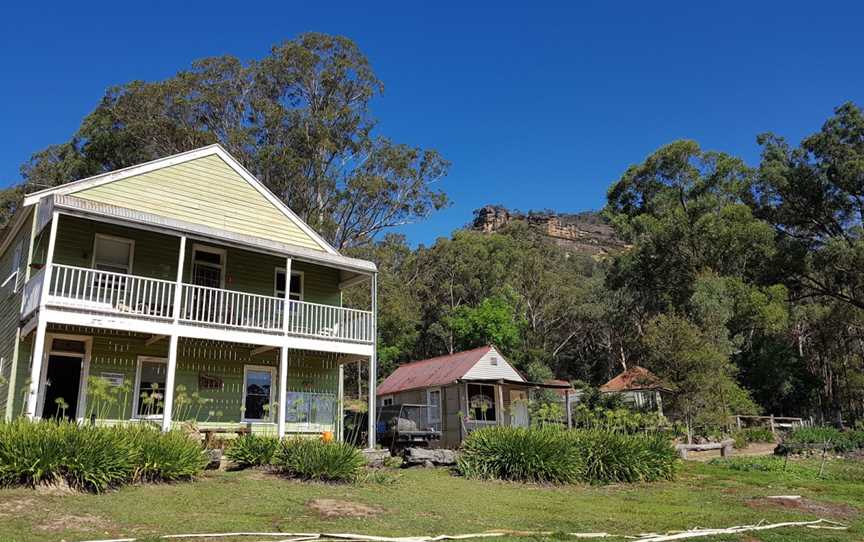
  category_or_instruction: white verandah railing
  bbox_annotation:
[48,264,176,318]
[179,283,285,332]
[21,267,44,318]
[38,264,373,344]
[287,299,374,343]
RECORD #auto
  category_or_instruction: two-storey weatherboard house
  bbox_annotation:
[0,145,378,446]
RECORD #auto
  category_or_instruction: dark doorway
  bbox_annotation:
[42,355,82,420]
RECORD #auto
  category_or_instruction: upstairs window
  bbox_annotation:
[274,268,303,301]
[92,235,134,274]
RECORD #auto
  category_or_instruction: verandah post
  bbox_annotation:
[367,272,377,449]
[162,235,186,432]
[25,211,59,419]
[277,257,292,438]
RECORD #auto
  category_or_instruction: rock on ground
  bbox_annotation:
[362,448,391,467]
[402,447,459,466]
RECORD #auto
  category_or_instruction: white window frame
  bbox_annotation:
[274,267,304,301]
[91,233,135,275]
[132,356,168,420]
[381,395,394,407]
[242,364,276,423]
[191,244,227,288]
[427,387,442,425]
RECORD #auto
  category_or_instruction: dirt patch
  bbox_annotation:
[0,497,37,517]
[34,479,79,496]
[746,496,858,520]
[36,513,116,533]
[307,498,382,518]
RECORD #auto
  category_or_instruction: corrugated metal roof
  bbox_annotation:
[600,366,666,392]
[376,345,494,396]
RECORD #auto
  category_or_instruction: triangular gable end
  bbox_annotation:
[462,346,525,382]
[32,146,336,254]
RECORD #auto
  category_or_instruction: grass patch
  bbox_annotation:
[2,461,863,542]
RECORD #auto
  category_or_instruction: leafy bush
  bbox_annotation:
[569,429,678,484]
[225,434,280,468]
[126,425,208,482]
[274,437,364,482]
[456,426,678,485]
[0,420,205,492]
[457,425,583,484]
[784,426,864,453]
[732,426,775,449]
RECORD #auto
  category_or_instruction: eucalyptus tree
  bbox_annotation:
[16,33,449,248]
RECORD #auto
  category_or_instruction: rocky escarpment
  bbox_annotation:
[472,205,625,256]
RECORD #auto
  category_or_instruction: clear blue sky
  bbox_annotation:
[1,1,862,246]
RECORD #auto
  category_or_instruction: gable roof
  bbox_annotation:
[23,145,338,255]
[377,345,502,396]
[600,366,667,392]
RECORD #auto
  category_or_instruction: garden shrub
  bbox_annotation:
[457,425,582,484]
[225,434,280,468]
[732,426,775,449]
[568,429,678,484]
[126,425,208,482]
[784,426,864,453]
[456,426,678,485]
[274,437,364,482]
[0,420,206,492]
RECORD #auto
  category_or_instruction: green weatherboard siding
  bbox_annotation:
[0,212,33,419]
[51,215,341,305]
[69,154,326,252]
[24,329,339,432]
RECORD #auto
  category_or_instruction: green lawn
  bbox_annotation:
[0,459,861,542]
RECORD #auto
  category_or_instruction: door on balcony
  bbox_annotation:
[189,245,226,323]
[191,246,225,288]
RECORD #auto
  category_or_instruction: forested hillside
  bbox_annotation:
[350,104,864,429]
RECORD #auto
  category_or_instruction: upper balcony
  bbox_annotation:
[21,263,373,344]
[20,214,375,347]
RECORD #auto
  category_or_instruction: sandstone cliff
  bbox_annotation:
[472,205,625,256]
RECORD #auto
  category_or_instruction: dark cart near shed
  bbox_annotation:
[376,404,441,452]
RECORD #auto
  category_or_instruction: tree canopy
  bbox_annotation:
[7,33,450,248]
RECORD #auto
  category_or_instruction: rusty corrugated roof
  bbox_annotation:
[376,345,494,396]
[599,366,666,392]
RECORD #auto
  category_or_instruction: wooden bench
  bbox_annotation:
[676,439,734,459]
[200,427,251,448]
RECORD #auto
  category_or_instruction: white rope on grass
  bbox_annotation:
[631,518,847,541]
[78,518,848,542]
